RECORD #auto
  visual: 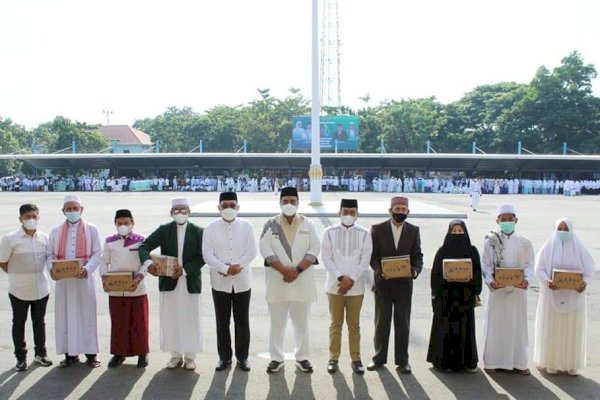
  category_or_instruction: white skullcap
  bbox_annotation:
[63,194,82,205]
[497,204,516,217]
[171,197,190,207]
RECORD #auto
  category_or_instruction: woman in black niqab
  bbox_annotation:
[426,220,482,372]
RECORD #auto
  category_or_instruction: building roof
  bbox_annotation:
[4,152,600,175]
[98,125,152,146]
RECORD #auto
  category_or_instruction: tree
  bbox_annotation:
[34,117,108,154]
[378,98,443,152]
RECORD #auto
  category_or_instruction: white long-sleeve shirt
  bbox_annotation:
[99,231,147,297]
[202,217,257,293]
[321,222,372,296]
[482,231,535,285]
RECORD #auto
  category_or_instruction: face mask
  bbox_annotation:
[65,212,81,223]
[499,221,515,234]
[281,204,298,217]
[340,215,357,226]
[23,219,38,230]
[221,208,237,221]
[556,231,571,242]
[392,213,407,223]
[173,214,188,224]
[117,225,132,236]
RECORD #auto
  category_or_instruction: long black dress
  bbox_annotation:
[426,220,482,371]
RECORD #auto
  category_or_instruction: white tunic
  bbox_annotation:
[47,220,102,355]
[533,219,597,371]
[481,230,535,370]
[321,222,372,296]
[259,214,320,303]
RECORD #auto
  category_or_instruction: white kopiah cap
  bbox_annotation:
[497,204,516,217]
[63,194,81,205]
[171,197,190,207]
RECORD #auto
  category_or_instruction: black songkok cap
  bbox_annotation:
[219,191,238,202]
[280,186,298,199]
[114,209,133,220]
[340,198,358,208]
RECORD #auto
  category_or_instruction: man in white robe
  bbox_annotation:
[46,194,102,368]
[469,179,482,211]
[481,204,535,375]
[139,197,205,370]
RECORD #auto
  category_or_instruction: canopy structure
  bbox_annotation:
[2,153,600,175]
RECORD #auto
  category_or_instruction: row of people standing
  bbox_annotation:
[0,192,595,379]
[426,206,595,376]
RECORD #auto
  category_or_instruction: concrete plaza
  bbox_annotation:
[0,191,598,399]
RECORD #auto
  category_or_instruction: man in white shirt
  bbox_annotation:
[259,187,320,374]
[0,204,53,371]
[322,199,373,375]
[99,209,149,368]
[47,194,103,368]
[202,192,257,372]
[482,204,535,375]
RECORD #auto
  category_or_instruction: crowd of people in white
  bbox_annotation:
[2,175,600,196]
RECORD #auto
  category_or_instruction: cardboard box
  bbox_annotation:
[150,254,178,276]
[443,258,473,281]
[51,259,82,279]
[495,267,524,287]
[552,269,584,290]
[103,272,135,292]
[381,255,411,279]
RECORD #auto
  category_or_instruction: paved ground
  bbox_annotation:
[0,191,598,400]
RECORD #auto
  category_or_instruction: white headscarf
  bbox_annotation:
[535,218,597,313]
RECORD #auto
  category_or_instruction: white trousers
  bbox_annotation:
[470,192,480,209]
[268,301,310,362]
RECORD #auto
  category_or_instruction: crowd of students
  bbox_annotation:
[2,174,600,196]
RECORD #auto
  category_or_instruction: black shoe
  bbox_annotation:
[108,356,126,368]
[352,360,365,375]
[295,360,313,373]
[397,363,412,374]
[266,360,284,374]
[15,359,28,372]
[137,355,148,368]
[237,359,251,371]
[34,355,53,367]
[367,362,384,371]
[215,359,232,371]
[327,360,338,374]
[59,356,80,368]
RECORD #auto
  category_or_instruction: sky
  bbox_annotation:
[1,0,599,128]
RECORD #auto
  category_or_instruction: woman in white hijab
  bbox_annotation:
[533,218,596,376]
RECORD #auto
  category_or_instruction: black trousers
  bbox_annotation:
[212,288,251,362]
[9,293,49,360]
[372,286,413,366]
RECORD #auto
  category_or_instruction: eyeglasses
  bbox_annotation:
[171,209,190,215]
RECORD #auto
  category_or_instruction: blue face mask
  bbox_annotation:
[556,231,571,242]
[65,212,81,223]
[499,221,515,234]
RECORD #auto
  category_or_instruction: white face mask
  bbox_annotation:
[281,203,298,217]
[173,214,189,224]
[117,225,132,236]
[221,208,237,221]
[340,215,357,227]
[23,219,38,230]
